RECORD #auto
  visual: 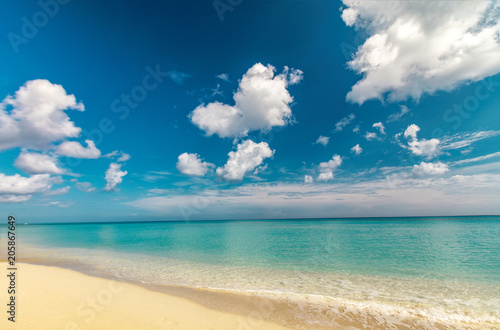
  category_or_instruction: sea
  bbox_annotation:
[2,216,499,329]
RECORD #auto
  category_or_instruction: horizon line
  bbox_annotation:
[2,214,499,226]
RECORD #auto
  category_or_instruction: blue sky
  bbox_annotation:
[1,0,499,223]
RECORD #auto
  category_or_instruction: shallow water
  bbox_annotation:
[3,216,500,328]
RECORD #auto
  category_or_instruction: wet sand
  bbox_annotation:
[0,262,290,330]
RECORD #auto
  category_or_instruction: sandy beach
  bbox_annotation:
[0,262,290,330]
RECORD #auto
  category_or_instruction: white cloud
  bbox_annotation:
[314,135,330,147]
[453,151,500,165]
[0,79,84,151]
[317,172,334,182]
[176,152,213,177]
[387,105,410,122]
[14,151,65,175]
[216,140,274,181]
[341,7,358,26]
[190,63,303,138]
[408,139,440,158]
[353,125,360,133]
[334,113,355,132]
[253,164,268,175]
[304,175,314,183]
[75,181,96,192]
[215,73,230,82]
[42,200,72,208]
[341,0,500,104]
[404,124,420,140]
[351,144,363,155]
[0,173,59,196]
[364,132,377,141]
[318,155,342,181]
[105,150,130,162]
[44,186,70,196]
[117,152,131,162]
[441,130,500,150]
[372,122,386,135]
[104,163,127,192]
[56,139,101,159]
[127,173,500,218]
[141,171,172,183]
[0,195,32,203]
[412,162,449,177]
[399,124,441,159]
[0,79,126,200]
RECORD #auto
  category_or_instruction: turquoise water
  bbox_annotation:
[2,216,500,328]
[12,216,500,283]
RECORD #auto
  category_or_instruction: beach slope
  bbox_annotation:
[0,263,289,329]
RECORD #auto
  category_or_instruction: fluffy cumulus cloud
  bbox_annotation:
[334,113,355,132]
[216,140,274,181]
[341,0,500,104]
[56,139,101,159]
[314,135,330,146]
[0,80,129,202]
[14,151,65,175]
[0,173,58,195]
[404,124,420,140]
[104,163,128,192]
[0,173,60,202]
[412,162,450,177]
[400,124,440,158]
[190,63,303,138]
[408,140,440,159]
[304,175,314,183]
[351,144,362,155]
[318,155,342,181]
[176,152,213,177]
[0,79,84,151]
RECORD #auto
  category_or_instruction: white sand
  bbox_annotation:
[0,262,290,329]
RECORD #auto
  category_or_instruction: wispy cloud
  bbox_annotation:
[441,131,500,150]
[387,105,410,122]
[215,73,230,82]
[314,135,330,147]
[127,172,500,219]
[167,71,191,85]
[138,171,172,183]
[372,122,386,135]
[334,113,355,132]
[453,151,500,165]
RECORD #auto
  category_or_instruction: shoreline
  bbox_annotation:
[1,231,499,329]
[1,259,379,329]
[0,262,293,330]
[1,256,498,329]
